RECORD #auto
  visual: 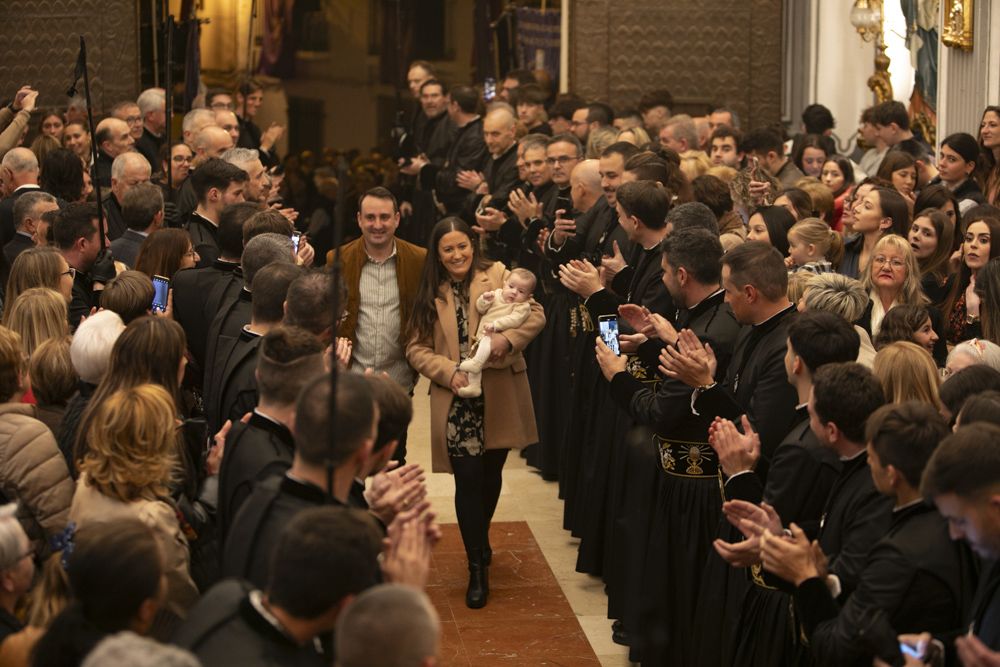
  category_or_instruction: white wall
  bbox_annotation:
[810,0,877,155]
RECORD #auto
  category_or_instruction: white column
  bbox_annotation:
[937,0,1000,146]
[560,0,570,93]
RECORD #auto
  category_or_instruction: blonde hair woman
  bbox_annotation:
[859,234,932,343]
[873,341,944,412]
[4,288,68,357]
[3,248,74,322]
[69,383,198,622]
[617,125,651,149]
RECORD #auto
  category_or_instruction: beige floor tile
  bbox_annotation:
[577,615,628,659]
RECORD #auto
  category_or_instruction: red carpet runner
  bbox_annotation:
[428,521,601,666]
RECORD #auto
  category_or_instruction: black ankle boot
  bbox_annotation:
[466,551,488,609]
[484,545,493,566]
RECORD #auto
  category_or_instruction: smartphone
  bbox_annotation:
[484,77,496,102]
[599,315,621,356]
[900,643,922,659]
[291,231,302,256]
[151,275,170,313]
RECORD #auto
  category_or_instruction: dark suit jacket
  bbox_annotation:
[236,117,278,169]
[797,503,976,666]
[186,212,220,268]
[466,141,519,225]
[336,236,427,346]
[217,411,295,541]
[68,268,98,332]
[109,229,147,269]
[693,304,800,481]
[222,475,344,589]
[972,560,1000,650]
[135,127,163,173]
[2,232,33,274]
[101,192,127,241]
[92,150,114,189]
[421,117,488,215]
[172,260,243,372]
[173,579,326,667]
[585,243,674,326]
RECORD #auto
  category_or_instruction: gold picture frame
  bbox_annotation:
[942,0,974,51]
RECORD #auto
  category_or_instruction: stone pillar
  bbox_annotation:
[937,0,1000,146]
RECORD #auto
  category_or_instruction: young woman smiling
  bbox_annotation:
[977,106,1000,205]
[839,186,910,279]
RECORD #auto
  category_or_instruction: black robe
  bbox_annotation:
[212,328,262,435]
[222,474,344,589]
[797,502,976,667]
[173,579,326,667]
[185,211,221,268]
[172,260,243,374]
[203,289,252,434]
[725,408,842,667]
[607,289,741,665]
[971,559,1000,650]
[400,111,454,246]
[464,140,519,227]
[101,191,127,241]
[217,411,296,541]
[420,116,488,217]
[690,304,801,667]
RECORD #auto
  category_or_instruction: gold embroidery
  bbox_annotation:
[654,436,716,478]
[580,305,594,332]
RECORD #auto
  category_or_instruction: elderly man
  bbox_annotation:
[0,148,41,246]
[181,108,217,148]
[4,191,57,272]
[134,88,166,170]
[104,152,152,241]
[215,109,241,149]
[92,117,134,189]
[111,100,144,142]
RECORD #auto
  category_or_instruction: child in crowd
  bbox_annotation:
[457,268,537,397]
[785,217,844,274]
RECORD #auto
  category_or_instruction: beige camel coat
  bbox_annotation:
[406,261,545,473]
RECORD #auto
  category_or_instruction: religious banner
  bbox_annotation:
[515,6,560,87]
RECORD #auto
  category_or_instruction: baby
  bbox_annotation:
[457,268,537,398]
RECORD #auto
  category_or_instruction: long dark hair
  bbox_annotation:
[135,229,194,281]
[30,519,164,667]
[753,205,795,256]
[407,217,492,343]
[874,304,932,349]
[943,213,1000,321]
[873,187,911,237]
[39,149,85,203]
[976,106,1000,201]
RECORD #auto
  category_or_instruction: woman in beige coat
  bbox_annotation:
[407,217,544,610]
[69,383,198,632]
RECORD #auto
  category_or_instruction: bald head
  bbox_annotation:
[214,109,240,146]
[483,107,517,157]
[570,159,602,213]
[182,108,217,146]
[1,148,39,194]
[95,118,134,158]
[193,125,235,165]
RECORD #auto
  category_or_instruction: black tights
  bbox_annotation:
[451,449,509,558]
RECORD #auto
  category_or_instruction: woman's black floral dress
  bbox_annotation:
[446,281,486,458]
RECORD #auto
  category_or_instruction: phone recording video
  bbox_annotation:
[151,275,170,313]
[291,231,302,256]
[599,315,621,356]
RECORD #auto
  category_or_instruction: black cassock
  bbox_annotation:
[797,502,976,667]
[572,241,672,582]
[689,304,801,667]
[607,288,741,665]
[546,198,633,533]
[724,407,841,667]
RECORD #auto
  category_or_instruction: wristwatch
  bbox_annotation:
[967,313,980,325]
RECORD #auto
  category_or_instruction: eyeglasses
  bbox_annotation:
[62,267,77,279]
[210,102,233,111]
[872,256,906,270]
[171,154,193,163]
[545,156,579,166]
[125,116,142,125]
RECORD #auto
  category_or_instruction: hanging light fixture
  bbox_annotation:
[850,0,883,42]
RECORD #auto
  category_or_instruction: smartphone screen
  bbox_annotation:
[151,275,170,313]
[484,77,496,102]
[599,316,621,356]
[291,232,302,256]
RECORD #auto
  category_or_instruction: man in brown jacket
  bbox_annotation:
[0,326,73,559]
[334,186,426,463]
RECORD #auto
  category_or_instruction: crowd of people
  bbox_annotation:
[388,60,1000,667]
[0,81,443,667]
[2,54,1000,667]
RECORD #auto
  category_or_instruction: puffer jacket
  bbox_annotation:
[0,403,74,557]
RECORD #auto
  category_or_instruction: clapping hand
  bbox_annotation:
[381,501,437,588]
[707,415,761,477]
[456,170,485,192]
[600,241,627,287]
[658,328,716,387]
[760,523,824,586]
[508,188,541,224]
[558,259,603,298]
[366,462,428,526]
[473,206,506,236]
[712,500,783,568]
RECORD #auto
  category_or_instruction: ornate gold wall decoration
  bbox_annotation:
[942,0,974,51]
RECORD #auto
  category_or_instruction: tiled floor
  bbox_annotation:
[409,379,634,667]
